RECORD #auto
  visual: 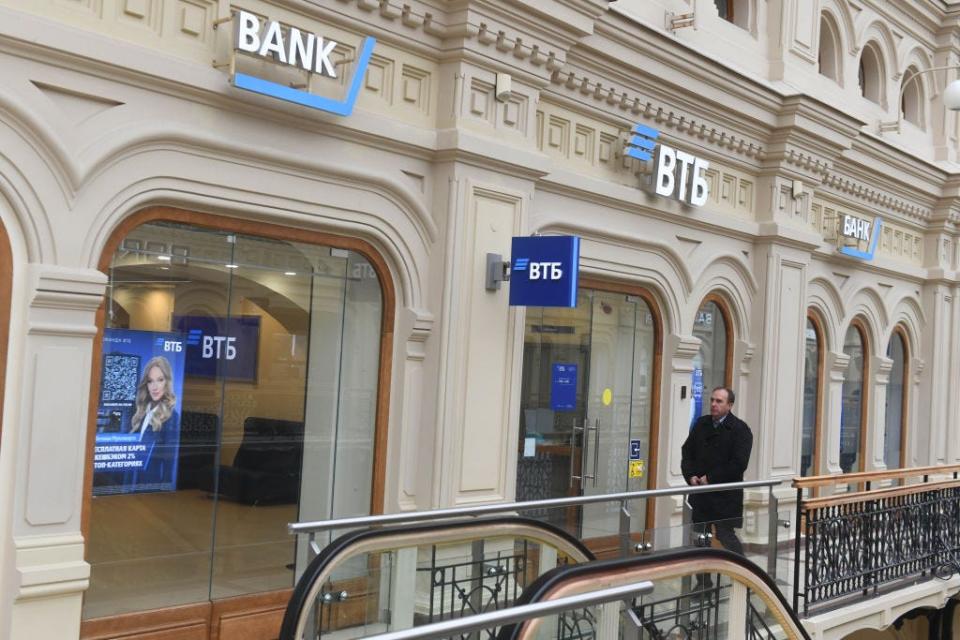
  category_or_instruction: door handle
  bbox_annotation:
[582,419,598,484]
[593,418,600,487]
[585,418,600,487]
[570,420,585,488]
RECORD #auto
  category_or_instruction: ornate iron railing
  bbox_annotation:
[631,575,725,639]
[746,599,779,640]
[792,466,960,616]
[419,543,529,629]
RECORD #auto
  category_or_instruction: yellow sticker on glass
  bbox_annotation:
[629,460,645,479]
[602,388,613,406]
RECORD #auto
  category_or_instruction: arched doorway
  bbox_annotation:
[515,278,662,554]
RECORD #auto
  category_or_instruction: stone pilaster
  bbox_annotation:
[6,264,106,639]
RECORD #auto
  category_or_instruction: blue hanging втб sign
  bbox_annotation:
[509,236,580,307]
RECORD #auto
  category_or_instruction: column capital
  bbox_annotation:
[669,333,702,369]
[827,350,851,379]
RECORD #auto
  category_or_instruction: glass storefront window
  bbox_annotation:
[800,317,821,477]
[84,220,384,618]
[884,331,906,470]
[840,324,866,474]
[692,300,728,423]
[515,288,658,541]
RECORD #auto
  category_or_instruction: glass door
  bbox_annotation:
[516,287,656,548]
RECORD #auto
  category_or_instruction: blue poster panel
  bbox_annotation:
[172,315,261,382]
[550,363,578,411]
[93,328,187,495]
[689,367,704,428]
[509,236,580,307]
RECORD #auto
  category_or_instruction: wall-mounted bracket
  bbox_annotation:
[666,10,696,32]
[485,253,511,291]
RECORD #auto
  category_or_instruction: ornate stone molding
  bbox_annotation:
[548,69,765,160]
[330,0,601,78]
[821,173,931,222]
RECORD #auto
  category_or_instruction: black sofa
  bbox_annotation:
[176,411,219,490]
[207,416,305,505]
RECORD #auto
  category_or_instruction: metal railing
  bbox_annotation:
[280,517,596,640]
[347,581,655,640]
[290,479,784,577]
[342,548,814,640]
[792,465,960,615]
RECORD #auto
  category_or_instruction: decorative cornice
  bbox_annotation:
[763,146,833,179]
[547,68,765,160]
[329,0,603,78]
[821,173,931,222]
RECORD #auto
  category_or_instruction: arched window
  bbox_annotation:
[818,14,841,83]
[840,321,869,474]
[884,328,909,470]
[692,296,732,423]
[714,0,750,30]
[83,210,393,627]
[801,314,824,478]
[859,43,885,105]
[901,66,925,128]
[714,0,732,21]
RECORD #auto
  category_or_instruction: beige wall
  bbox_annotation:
[2,0,960,638]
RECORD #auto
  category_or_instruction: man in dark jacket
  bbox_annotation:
[681,386,753,555]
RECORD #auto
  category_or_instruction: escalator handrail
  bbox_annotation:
[289,479,783,535]
[280,515,596,640]
[496,547,812,640]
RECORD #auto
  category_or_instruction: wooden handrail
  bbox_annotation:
[801,479,960,510]
[792,464,960,489]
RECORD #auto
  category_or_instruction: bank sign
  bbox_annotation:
[838,214,882,260]
[509,236,580,307]
[231,10,375,116]
[626,124,710,207]
[172,315,261,382]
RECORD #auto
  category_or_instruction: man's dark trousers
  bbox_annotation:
[693,520,745,556]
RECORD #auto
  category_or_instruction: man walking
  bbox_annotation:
[681,386,753,555]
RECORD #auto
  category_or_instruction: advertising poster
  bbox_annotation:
[173,315,261,382]
[550,363,578,411]
[93,328,186,495]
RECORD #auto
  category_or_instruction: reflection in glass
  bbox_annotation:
[85,221,383,618]
[692,300,728,423]
[840,325,865,474]
[800,318,820,477]
[884,332,906,470]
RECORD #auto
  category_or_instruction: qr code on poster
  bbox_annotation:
[101,353,140,403]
